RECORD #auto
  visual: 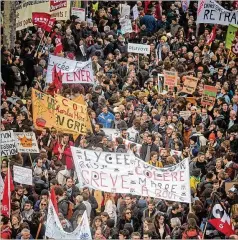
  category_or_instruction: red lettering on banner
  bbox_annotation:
[110,175,118,187]
[62,99,68,106]
[91,171,99,187]
[66,73,73,82]
[86,70,91,82]
[179,171,185,181]
[100,172,108,187]
[142,185,148,195]
[63,70,91,82]
[163,172,170,181]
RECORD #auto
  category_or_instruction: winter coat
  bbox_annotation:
[98,112,115,128]
[116,217,140,231]
[140,143,159,161]
[58,197,69,218]
[140,14,157,33]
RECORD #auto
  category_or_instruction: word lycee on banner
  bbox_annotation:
[0,130,18,156]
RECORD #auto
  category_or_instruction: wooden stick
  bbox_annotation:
[35,222,42,240]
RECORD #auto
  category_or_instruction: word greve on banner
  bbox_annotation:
[71,147,191,203]
[46,54,93,83]
[0,130,18,157]
[13,166,33,185]
[197,0,238,26]
[55,94,88,135]
[46,200,92,239]
[14,132,39,153]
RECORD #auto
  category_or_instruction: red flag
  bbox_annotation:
[47,65,62,96]
[50,188,59,214]
[144,1,151,14]
[43,18,56,32]
[54,37,63,55]
[208,194,235,236]
[1,170,14,217]
[32,12,51,29]
[206,25,217,46]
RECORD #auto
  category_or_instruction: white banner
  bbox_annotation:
[0,130,18,156]
[16,0,70,31]
[13,166,32,185]
[0,174,3,200]
[132,5,139,20]
[128,43,150,54]
[71,147,191,203]
[14,132,39,153]
[121,4,131,19]
[46,55,93,83]
[123,139,141,155]
[46,200,92,239]
[71,7,86,21]
[102,128,121,141]
[120,18,133,34]
[197,0,238,26]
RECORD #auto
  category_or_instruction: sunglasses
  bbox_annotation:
[41,203,47,206]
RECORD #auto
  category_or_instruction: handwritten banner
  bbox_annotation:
[14,132,39,153]
[202,85,218,106]
[13,166,32,185]
[32,89,55,130]
[182,76,198,94]
[55,94,88,134]
[164,70,178,87]
[0,130,18,156]
[71,147,191,203]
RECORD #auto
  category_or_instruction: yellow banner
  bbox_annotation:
[32,88,55,130]
[55,94,88,135]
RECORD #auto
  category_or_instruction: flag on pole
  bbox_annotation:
[32,12,51,29]
[225,24,238,49]
[206,25,217,46]
[208,194,235,237]
[1,170,14,217]
[47,65,62,96]
[54,37,63,55]
[44,18,56,32]
[50,188,59,214]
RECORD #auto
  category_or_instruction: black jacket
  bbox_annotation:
[140,143,159,161]
[116,217,140,231]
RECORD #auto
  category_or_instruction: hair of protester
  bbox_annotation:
[1,215,9,224]
[143,231,152,238]
[125,194,132,199]
[24,200,33,206]
[171,217,181,227]
[172,203,180,210]
[75,195,83,203]
[92,216,102,229]
[206,172,214,180]
[116,137,124,145]
[82,192,89,201]
[119,229,130,237]
[54,186,64,196]
[148,200,155,206]
[15,185,23,192]
[106,219,115,228]
[131,232,141,238]
[21,228,30,234]
[224,153,233,162]
[101,212,110,218]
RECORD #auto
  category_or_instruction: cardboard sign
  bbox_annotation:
[179,111,191,120]
[46,200,92,239]
[71,147,191,203]
[120,18,133,34]
[164,70,178,87]
[128,43,150,54]
[202,85,218,106]
[71,7,86,21]
[0,130,18,156]
[102,128,121,141]
[55,94,88,134]
[13,166,32,185]
[16,0,70,31]
[182,76,198,94]
[14,132,39,153]
[158,74,165,93]
[46,55,92,83]
[132,5,139,20]
[197,0,238,26]
[123,139,141,155]
[32,89,55,130]
[120,4,131,19]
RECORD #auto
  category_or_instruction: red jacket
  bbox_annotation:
[1,225,12,239]
[53,141,74,170]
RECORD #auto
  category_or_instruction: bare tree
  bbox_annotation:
[3,1,16,49]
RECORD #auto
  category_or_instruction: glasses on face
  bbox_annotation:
[41,203,47,206]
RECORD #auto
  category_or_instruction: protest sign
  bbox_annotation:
[13,166,32,185]
[14,132,39,153]
[225,24,238,49]
[123,139,141,155]
[102,128,121,141]
[171,150,182,158]
[179,111,191,120]
[120,4,130,19]
[128,43,150,54]
[231,31,238,56]
[32,89,55,130]
[71,7,86,21]
[132,5,139,20]
[202,85,218,106]
[55,94,88,134]
[61,62,94,84]
[197,0,238,26]
[120,18,133,34]
[46,200,92,239]
[0,130,18,156]
[158,74,165,93]
[16,0,70,31]
[46,54,92,83]
[71,147,191,203]
[164,70,178,87]
[182,76,198,94]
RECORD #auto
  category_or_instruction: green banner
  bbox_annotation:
[225,24,238,49]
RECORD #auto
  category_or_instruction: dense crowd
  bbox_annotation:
[1,1,238,239]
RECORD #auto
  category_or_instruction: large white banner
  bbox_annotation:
[128,43,150,54]
[197,0,238,25]
[46,55,93,83]
[0,130,18,156]
[14,132,39,153]
[46,200,92,239]
[16,0,70,31]
[71,147,191,203]
[13,166,32,185]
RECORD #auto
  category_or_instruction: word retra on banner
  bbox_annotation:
[71,147,191,203]
[197,0,238,26]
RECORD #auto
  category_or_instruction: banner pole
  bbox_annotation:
[7,158,11,218]
[35,29,46,57]
[28,153,33,166]
[40,31,51,54]
[225,49,231,75]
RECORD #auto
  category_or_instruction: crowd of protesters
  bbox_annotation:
[1,0,238,239]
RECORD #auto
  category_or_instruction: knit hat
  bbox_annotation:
[208,132,216,141]
[190,135,197,143]
[161,36,167,42]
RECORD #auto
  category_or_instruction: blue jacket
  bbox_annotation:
[140,14,157,33]
[98,112,115,128]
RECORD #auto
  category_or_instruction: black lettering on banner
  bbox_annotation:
[224,12,230,22]
[210,9,215,20]
[204,9,210,19]
[139,177,146,185]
